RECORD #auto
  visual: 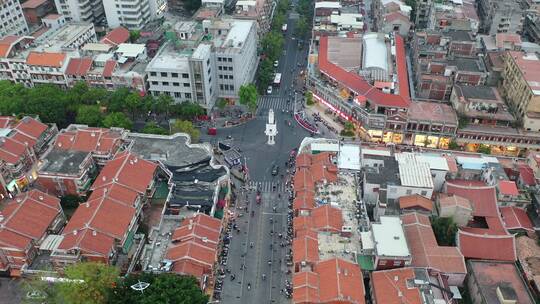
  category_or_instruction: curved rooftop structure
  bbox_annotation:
[362,33,388,72]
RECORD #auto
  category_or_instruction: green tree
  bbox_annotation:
[24,84,73,127]
[217,98,228,110]
[431,217,458,246]
[448,140,459,150]
[103,112,133,130]
[257,59,274,92]
[272,12,286,31]
[109,273,208,304]
[172,119,200,142]
[106,87,130,112]
[56,262,119,304]
[239,84,258,112]
[477,144,491,155]
[344,121,355,132]
[261,32,284,62]
[21,276,58,304]
[154,94,174,119]
[126,92,143,119]
[129,30,141,43]
[305,91,314,106]
[0,80,25,115]
[295,16,309,38]
[142,122,169,135]
[76,105,103,126]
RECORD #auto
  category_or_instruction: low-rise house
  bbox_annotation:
[0,190,65,276]
[371,216,411,270]
[401,212,467,286]
[398,195,433,214]
[500,206,534,234]
[467,260,535,304]
[436,193,473,226]
[36,149,96,196]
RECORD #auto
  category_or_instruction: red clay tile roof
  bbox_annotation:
[26,51,66,67]
[294,167,315,193]
[171,260,206,278]
[371,268,422,304]
[0,116,15,128]
[518,165,536,186]
[0,190,61,240]
[385,11,410,22]
[102,60,117,77]
[65,57,93,76]
[293,271,320,303]
[318,35,410,109]
[498,180,519,196]
[55,127,123,155]
[91,151,157,194]
[0,36,27,58]
[399,194,433,212]
[166,241,216,268]
[171,214,222,248]
[0,137,27,164]
[58,228,115,256]
[296,153,311,168]
[293,190,316,211]
[500,206,534,232]
[0,229,32,250]
[311,205,343,232]
[401,213,466,275]
[293,231,319,265]
[446,181,516,261]
[101,27,130,46]
[438,194,472,210]
[13,116,48,142]
[314,258,365,304]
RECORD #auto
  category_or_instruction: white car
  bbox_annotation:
[267,86,273,94]
[274,60,279,67]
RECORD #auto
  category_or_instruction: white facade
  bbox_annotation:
[0,0,29,37]
[54,0,105,23]
[103,0,165,30]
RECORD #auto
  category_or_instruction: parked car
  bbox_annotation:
[271,164,279,176]
[274,60,279,67]
[267,86,273,94]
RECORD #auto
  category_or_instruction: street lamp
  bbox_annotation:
[130,281,150,294]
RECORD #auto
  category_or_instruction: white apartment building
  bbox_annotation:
[0,0,29,37]
[103,0,167,30]
[54,0,105,23]
[146,19,258,110]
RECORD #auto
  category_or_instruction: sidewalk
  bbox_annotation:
[209,105,254,128]
[303,102,345,135]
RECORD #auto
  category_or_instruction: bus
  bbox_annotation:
[282,24,288,32]
[273,73,282,87]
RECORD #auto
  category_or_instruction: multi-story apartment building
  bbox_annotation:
[21,0,56,26]
[103,0,167,30]
[233,0,273,36]
[523,12,540,44]
[146,19,258,109]
[501,51,540,131]
[477,0,525,35]
[0,0,29,37]
[415,0,432,28]
[53,0,105,24]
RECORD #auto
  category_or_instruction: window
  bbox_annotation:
[218,57,222,62]
[393,260,401,266]
[220,84,224,90]
[230,85,234,91]
[379,260,387,266]
[182,73,189,78]
[162,82,169,86]
[228,58,232,62]
[228,66,233,71]
[185,92,191,99]
[406,189,412,195]
[174,92,181,98]
[150,72,156,76]
[151,81,158,85]
[218,66,223,71]
[160,72,167,77]
[172,73,179,78]
[421,190,427,196]
[230,75,234,80]
[173,82,179,86]
[219,75,223,79]
[183,83,190,87]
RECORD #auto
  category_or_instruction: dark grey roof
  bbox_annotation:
[446,57,484,72]
[444,30,475,42]
[364,156,400,187]
[39,149,90,175]
[455,85,498,100]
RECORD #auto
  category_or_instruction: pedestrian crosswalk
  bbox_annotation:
[257,96,295,112]
[248,180,287,192]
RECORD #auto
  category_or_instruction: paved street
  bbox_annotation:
[257,96,295,112]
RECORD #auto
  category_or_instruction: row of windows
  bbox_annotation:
[217,57,233,62]
[218,66,233,71]
[149,71,189,78]
[150,81,190,87]
[153,91,192,99]
[220,84,235,91]
[219,74,234,80]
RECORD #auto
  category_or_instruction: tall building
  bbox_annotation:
[0,0,29,37]
[477,0,525,35]
[103,0,167,30]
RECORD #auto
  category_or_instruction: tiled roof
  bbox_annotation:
[293,271,320,303]
[171,260,206,279]
[500,206,534,232]
[385,11,410,22]
[318,35,410,109]
[371,268,422,304]
[0,116,15,128]
[293,230,319,265]
[401,212,466,275]
[315,258,365,303]
[293,190,316,211]
[26,51,66,67]
[101,27,130,46]
[58,228,115,256]
[0,229,32,250]
[518,165,536,186]
[398,194,433,212]
[294,167,315,193]
[0,190,61,240]
[55,127,123,155]
[0,137,27,164]
[311,205,343,232]
[21,0,48,9]
[446,181,516,261]
[438,194,472,210]
[89,183,139,207]
[166,241,216,268]
[171,214,222,248]
[498,180,519,196]
[91,151,157,194]
[65,57,93,76]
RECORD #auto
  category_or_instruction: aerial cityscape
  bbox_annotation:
[1,0,540,303]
